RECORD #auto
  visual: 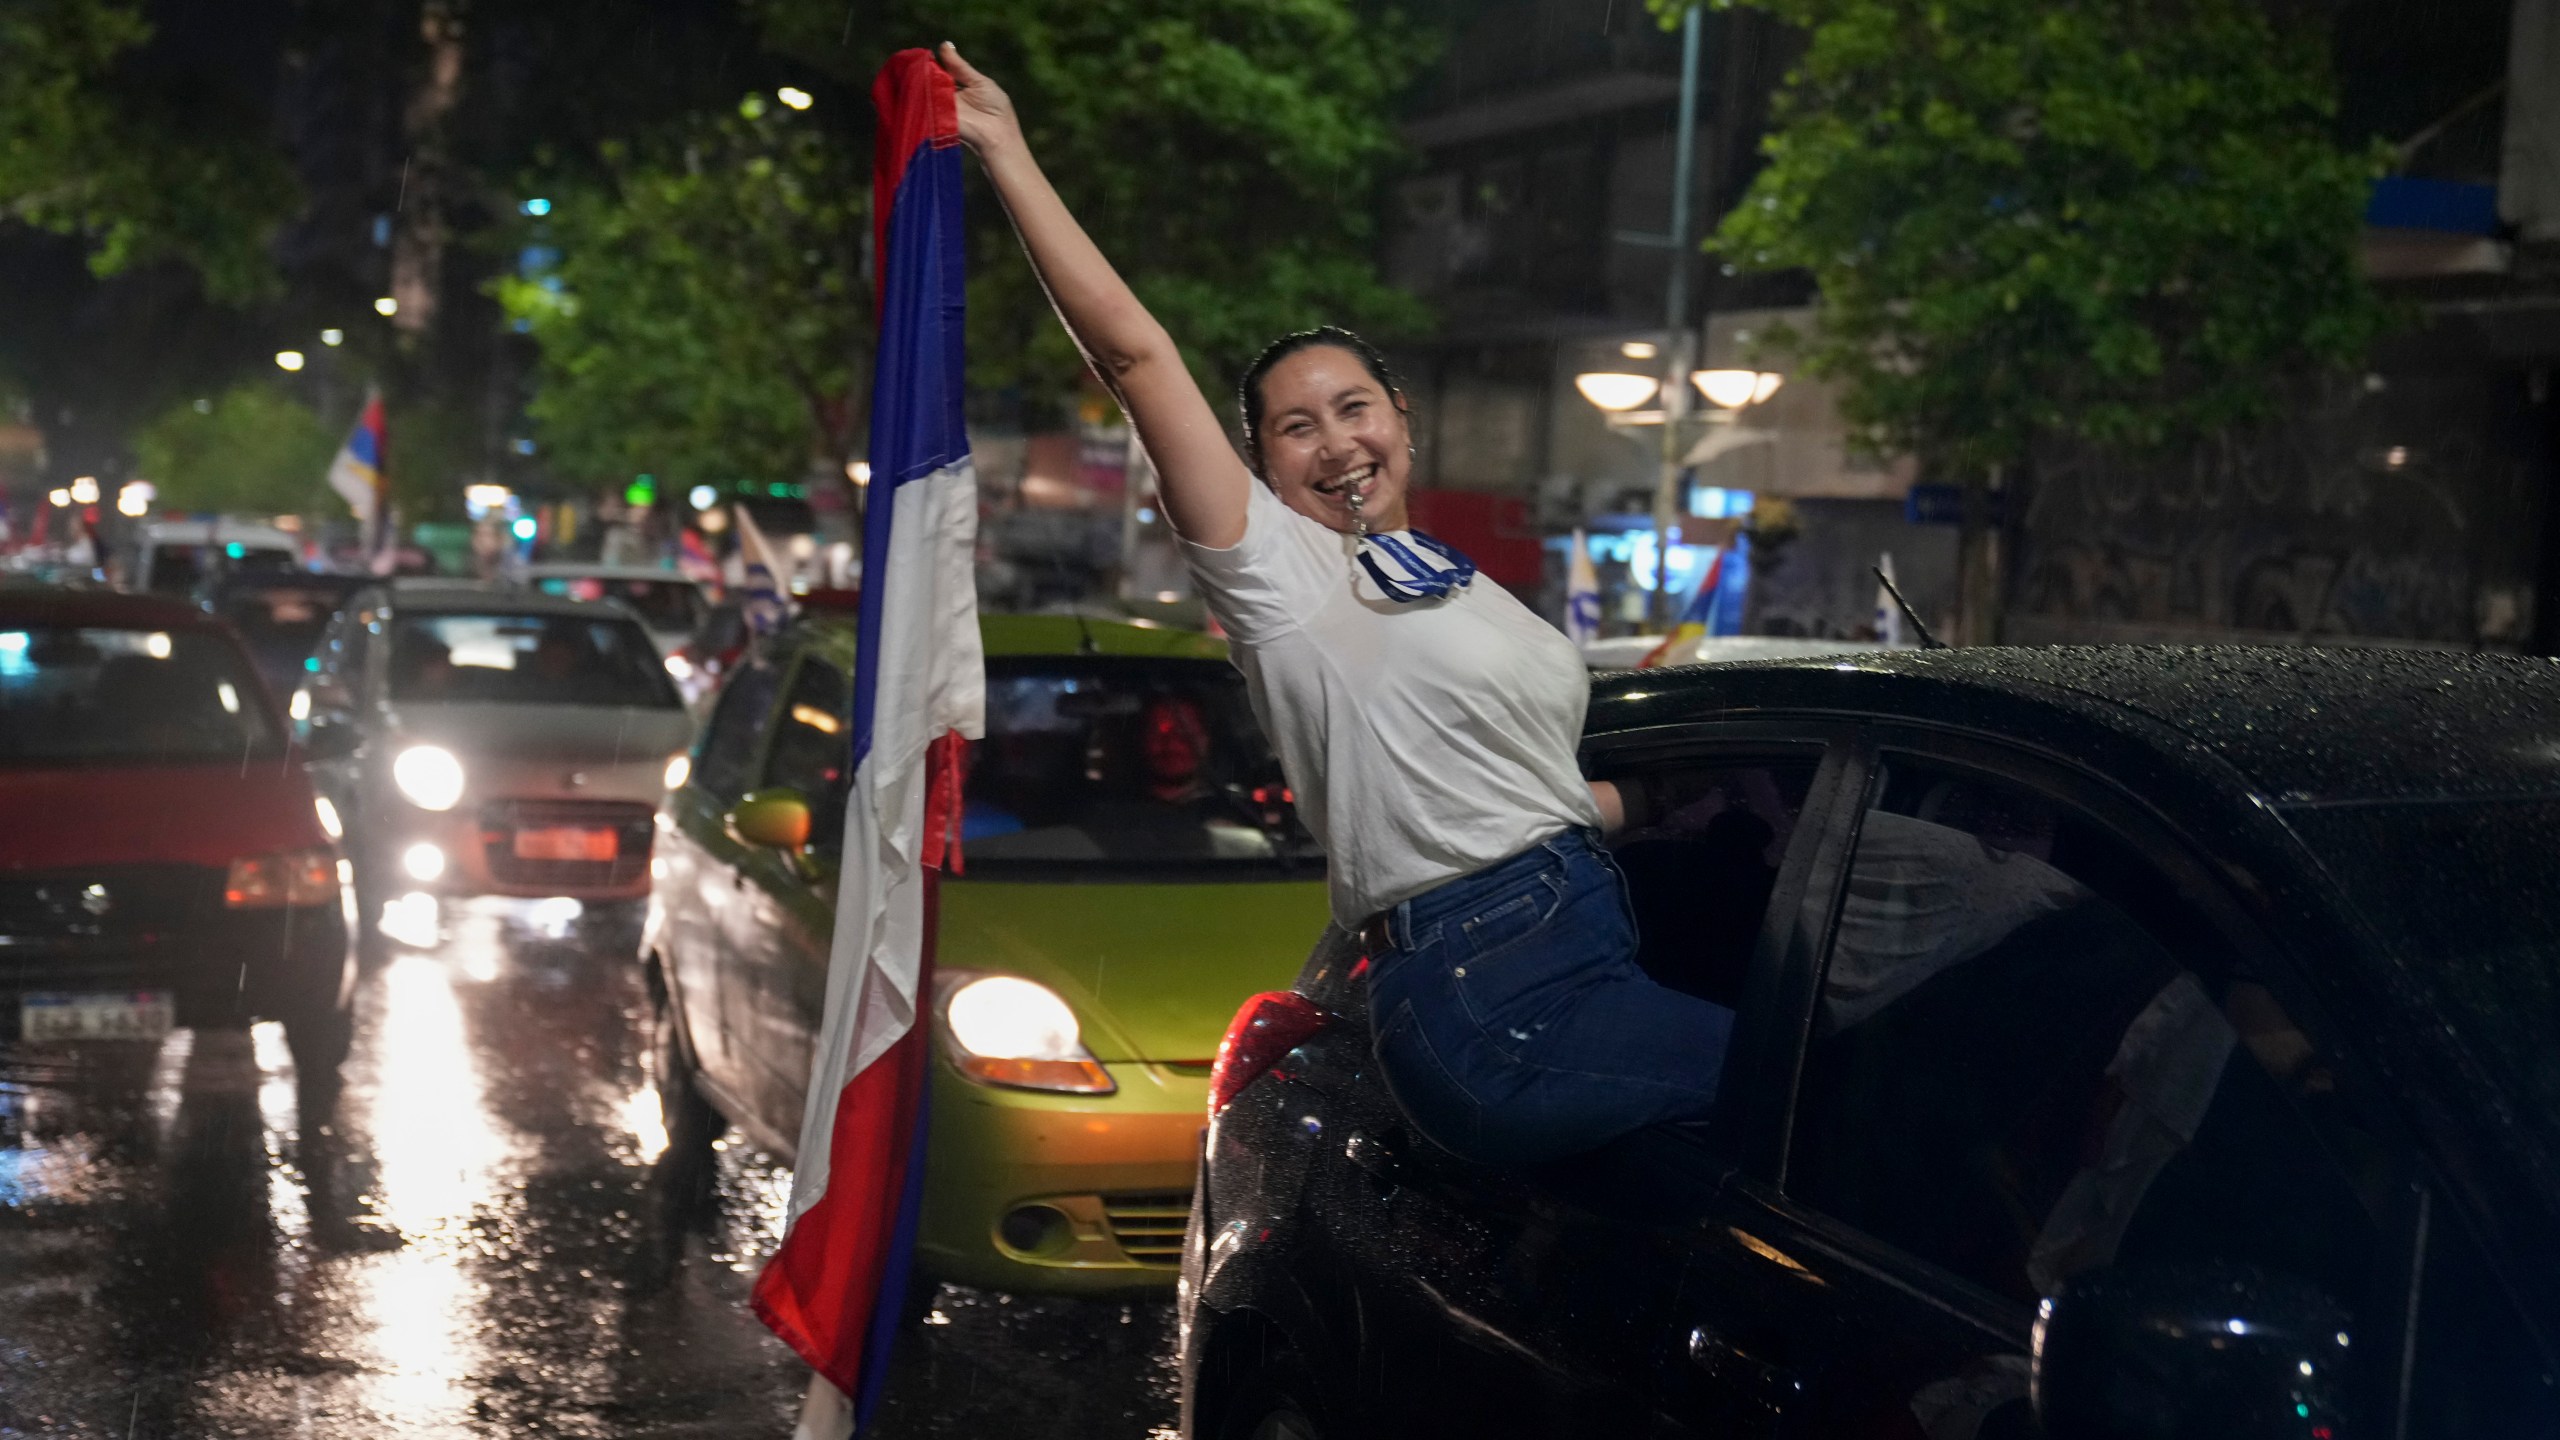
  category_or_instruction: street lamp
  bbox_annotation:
[117,481,153,517]
[374,296,399,318]
[1692,370,1785,409]
[69,476,100,506]
[1574,373,1660,412]
[275,350,306,372]
[320,328,345,347]
[47,488,71,508]
[776,86,814,111]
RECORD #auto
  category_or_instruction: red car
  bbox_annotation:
[0,588,353,1094]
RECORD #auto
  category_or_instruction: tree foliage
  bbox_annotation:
[494,96,865,490]
[0,0,298,302]
[1697,0,2391,473]
[757,0,1433,407]
[133,385,336,516]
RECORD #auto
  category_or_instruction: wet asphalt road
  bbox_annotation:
[0,911,1178,1438]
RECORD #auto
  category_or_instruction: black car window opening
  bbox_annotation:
[1788,754,2383,1320]
[764,656,852,856]
[385,612,679,710]
[2284,796,2560,1195]
[0,626,281,764]
[964,660,1318,870]
[1603,757,1822,1013]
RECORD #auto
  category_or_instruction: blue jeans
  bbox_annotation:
[1366,828,1735,1167]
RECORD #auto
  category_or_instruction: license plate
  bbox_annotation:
[21,991,175,1042]
[514,826,618,862]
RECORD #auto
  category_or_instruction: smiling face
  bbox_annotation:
[1251,344,1414,535]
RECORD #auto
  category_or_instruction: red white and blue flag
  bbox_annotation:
[752,49,984,1439]
[326,387,390,565]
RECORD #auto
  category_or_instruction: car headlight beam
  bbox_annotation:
[393,744,466,811]
[941,975,1115,1094]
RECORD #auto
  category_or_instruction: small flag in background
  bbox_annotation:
[1873,551,1904,648]
[732,503,794,636]
[327,389,389,562]
[1638,547,1726,669]
[752,48,985,1440]
[1563,529,1601,649]
[675,527,721,586]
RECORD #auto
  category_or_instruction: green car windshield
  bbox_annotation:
[961,658,1319,876]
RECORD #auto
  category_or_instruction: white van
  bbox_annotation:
[129,519,304,596]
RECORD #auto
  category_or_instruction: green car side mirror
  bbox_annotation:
[729,788,813,852]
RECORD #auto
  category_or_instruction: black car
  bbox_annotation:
[208,570,370,698]
[1182,647,2560,1440]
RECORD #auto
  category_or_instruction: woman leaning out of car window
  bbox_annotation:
[941,44,1728,1167]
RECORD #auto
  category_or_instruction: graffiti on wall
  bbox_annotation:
[2013,370,2542,645]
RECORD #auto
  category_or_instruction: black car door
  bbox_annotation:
[1662,735,2406,1440]
[1302,737,1847,1438]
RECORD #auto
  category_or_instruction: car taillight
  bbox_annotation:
[225,847,339,908]
[1208,991,1332,1116]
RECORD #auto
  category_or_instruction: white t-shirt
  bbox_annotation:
[1182,479,1601,924]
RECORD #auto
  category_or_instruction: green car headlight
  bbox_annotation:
[941,974,1116,1095]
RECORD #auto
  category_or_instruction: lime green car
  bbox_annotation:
[644,613,1328,1293]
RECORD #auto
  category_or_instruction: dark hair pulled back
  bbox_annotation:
[1236,326,1405,478]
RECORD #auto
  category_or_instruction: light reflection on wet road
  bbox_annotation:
[0,914,1176,1438]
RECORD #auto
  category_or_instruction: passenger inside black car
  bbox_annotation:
[1561,760,2381,1312]
[1793,765,2379,1310]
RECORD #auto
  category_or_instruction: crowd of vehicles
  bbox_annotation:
[3,516,2553,1435]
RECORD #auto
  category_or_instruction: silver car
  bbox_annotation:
[509,563,712,657]
[296,584,693,958]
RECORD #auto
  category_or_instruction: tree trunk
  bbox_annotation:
[388,0,465,338]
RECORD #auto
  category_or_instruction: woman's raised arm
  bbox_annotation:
[938,44,1249,548]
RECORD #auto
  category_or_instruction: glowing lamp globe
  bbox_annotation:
[1574,373,1660,412]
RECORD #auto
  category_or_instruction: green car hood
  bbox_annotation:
[938,877,1329,1063]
